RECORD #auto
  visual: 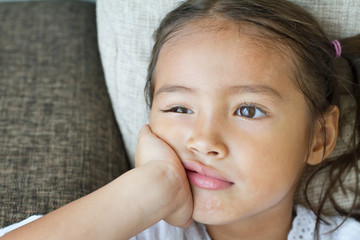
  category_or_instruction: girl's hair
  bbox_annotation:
[145,0,360,237]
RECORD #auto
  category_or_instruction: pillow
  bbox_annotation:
[97,0,177,166]
[97,0,360,214]
[0,1,129,227]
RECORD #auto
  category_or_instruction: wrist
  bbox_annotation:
[134,160,188,220]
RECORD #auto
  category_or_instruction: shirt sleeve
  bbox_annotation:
[0,215,42,237]
[333,216,360,239]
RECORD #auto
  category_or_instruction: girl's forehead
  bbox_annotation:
[159,17,299,81]
[157,18,298,85]
[155,21,300,99]
[162,17,293,57]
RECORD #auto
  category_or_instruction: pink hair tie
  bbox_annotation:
[332,40,342,58]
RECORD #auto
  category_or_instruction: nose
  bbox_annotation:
[186,115,228,160]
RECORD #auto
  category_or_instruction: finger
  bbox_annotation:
[137,124,152,141]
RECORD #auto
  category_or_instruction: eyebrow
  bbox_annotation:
[154,84,283,100]
[154,85,195,96]
[228,85,283,100]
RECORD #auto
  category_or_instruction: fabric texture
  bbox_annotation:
[133,206,360,239]
[288,206,360,240]
[0,216,42,237]
[290,0,360,39]
[130,221,211,240]
[0,1,129,228]
[2,206,359,239]
[97,0,177,166]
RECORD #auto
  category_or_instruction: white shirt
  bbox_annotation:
[1,206,360,239]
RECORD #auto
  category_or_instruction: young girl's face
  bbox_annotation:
[150,20,310,225]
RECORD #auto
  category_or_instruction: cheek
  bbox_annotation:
[230,116,309,189]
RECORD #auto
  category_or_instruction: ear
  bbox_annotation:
[307,106,339,165]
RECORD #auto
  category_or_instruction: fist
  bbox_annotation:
[135,125,193,228]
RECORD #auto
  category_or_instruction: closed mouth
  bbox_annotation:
[182,161,233,190]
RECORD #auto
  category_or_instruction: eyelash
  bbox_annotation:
[162,106,194,114]
[234,103,267,119]
[162,103,267,119]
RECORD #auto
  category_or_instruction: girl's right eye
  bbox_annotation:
[163,106,194,114]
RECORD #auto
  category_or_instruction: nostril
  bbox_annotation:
[190,148,219,156]
[208,151,219,156]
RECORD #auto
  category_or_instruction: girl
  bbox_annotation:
[1,0,360,239]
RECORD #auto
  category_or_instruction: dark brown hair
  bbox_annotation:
[145,0,360,237]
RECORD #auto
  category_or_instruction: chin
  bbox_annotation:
[189,189,238,224]
[191,196,268,226]
[191,202,240,225]
[192,212,222,225]
[192,211,239,225]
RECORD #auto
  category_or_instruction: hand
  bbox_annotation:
[135,124,193,228]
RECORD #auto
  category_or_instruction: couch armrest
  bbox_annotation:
[0,1,129,227]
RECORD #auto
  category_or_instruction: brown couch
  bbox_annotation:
[0,1,129,227]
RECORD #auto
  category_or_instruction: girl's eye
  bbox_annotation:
[164,106,194,114]
[234,105,266,119]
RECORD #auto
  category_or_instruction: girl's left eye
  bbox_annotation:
[234,105,266,119]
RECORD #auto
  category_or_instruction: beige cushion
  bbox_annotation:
[97,0,360,214]
[97,0,176,166]
[292,0,360,39]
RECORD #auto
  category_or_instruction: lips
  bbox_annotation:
[182,161,233,190]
